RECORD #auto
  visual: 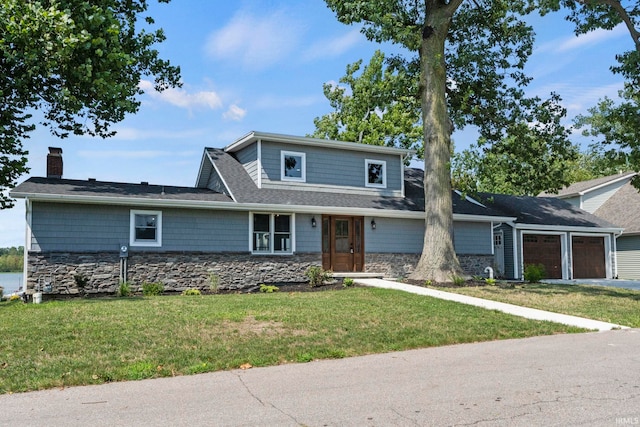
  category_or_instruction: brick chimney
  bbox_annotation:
[47,147,63,179]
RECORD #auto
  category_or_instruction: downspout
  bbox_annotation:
[23,197,32,293]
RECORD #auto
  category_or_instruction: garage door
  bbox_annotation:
[572,236,606,279]
[523,234,562,279]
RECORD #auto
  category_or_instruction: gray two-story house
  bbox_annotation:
[11,131,519,294]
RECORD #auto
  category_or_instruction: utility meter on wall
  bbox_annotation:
[119,244,129,258]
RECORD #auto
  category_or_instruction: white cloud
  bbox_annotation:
[107,127,208,141]
[555,24,626,53]
[302,29,363,61]
[223,104,247,121]
[139,80,223,110]
[205,9,302,69]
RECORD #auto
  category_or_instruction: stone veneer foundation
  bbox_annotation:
[27,251,495,295]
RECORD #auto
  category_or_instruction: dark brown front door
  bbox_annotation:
[572,236,606,279]
[322,216,364,272]
[523,234,562,279]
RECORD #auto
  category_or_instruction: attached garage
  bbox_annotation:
[572,236,606,279]
[522,234,562,279]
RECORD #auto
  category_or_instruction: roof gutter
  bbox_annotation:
[513,222,624,234]
[10,191,514,223]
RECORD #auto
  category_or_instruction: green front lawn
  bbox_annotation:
[435,282,640,328]
[0,287,583,393]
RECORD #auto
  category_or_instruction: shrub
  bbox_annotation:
[305,266,331,287]
[259,284,279,293]
[142,282,164,296]
[524,264,546,283]
[484,278,496,285]
[342,277,354,287]
[182,288,201,296]
[424,279,433,287]
[209,273,220,293]
[450,274,466,286]
[116,282,132,297]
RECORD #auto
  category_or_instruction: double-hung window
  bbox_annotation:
[252,213,293,254]
[365,159,386,188]
[130,210,162,247]
[281,151,306,182]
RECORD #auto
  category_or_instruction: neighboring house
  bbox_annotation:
[11,132,514,295]
[479,194,622,281]
[542,172,640,279]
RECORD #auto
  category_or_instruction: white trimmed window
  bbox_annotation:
[281,151,306,182]
[251,213,293,254]
[365,159,386,188]
[130,210,162,247]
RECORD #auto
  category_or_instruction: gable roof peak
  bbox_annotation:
[541,171,637,198]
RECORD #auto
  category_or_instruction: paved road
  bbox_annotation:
[2,329,639,426]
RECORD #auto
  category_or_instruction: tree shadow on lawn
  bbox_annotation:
[517,282,640,301]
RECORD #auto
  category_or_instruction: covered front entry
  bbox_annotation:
[522,234,562,279]
[572,236,606,279]
[322,215,364,272]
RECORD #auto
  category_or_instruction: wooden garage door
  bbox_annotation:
[523,234,562,279]
[572,236,606,279]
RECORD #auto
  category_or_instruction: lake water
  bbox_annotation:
[0,272,23,295]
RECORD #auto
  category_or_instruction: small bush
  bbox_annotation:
[116,282,132,297]
[259,284,279,293]
[142,282,164,296]
[305,266,331,287]
[524,264,546,283]
[182,288,201,296]
[424,279,433,287]
[209,273,220,293]
[484,278,496,285]
[342,277,354,287]
[450,274,466,286]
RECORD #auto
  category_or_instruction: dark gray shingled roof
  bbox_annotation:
[478,193,619,228]
[594,182,640,233]
[206,148,509,217]
[540,172,637,197]
[11,177,234,203]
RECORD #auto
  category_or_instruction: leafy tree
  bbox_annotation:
[323,0,638,282]
[574,87,640,187]
[0,246,24,272]
[452,94,577,196]
[0,0,181,208]
[311,50,424,158]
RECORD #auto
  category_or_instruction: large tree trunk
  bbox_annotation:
[409,6,465,283]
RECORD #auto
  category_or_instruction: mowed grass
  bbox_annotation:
[0,287,583,394]
[438,283,640,327]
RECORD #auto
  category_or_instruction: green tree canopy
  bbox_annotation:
[323,0,640,281]
[1,0,180,208]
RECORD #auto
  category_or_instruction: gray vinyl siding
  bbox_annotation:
[453,221,492,254]
[30,202,248,253]
[259,141,403,191]
[617,235,640,279]
[563,196,581,209]
[295,214,321,253]
[235,143,259,183]
[206,168,228,195]
[582,180,628,213]
[364,218,492,255]
[366,217,423,253]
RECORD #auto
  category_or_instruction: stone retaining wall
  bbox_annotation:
[27,251,495,295]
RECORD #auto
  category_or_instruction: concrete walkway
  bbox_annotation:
[355,278,629,331]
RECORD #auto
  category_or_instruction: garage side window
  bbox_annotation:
[130,210,162,247]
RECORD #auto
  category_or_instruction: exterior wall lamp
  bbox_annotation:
[311,216,317,228]
[371,219,376,230]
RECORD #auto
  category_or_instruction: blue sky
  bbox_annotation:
[0,1,632,247]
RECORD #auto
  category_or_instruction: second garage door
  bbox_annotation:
[572,236,606,279]
[522,234,562,279]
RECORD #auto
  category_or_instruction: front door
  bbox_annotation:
[322,216,364,272]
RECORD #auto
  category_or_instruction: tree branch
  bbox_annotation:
[577,0,640,51]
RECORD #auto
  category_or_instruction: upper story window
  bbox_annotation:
[130,210,162,247]
[365,159,386,188]
[281,151,306,182]
[252,213,293,254]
